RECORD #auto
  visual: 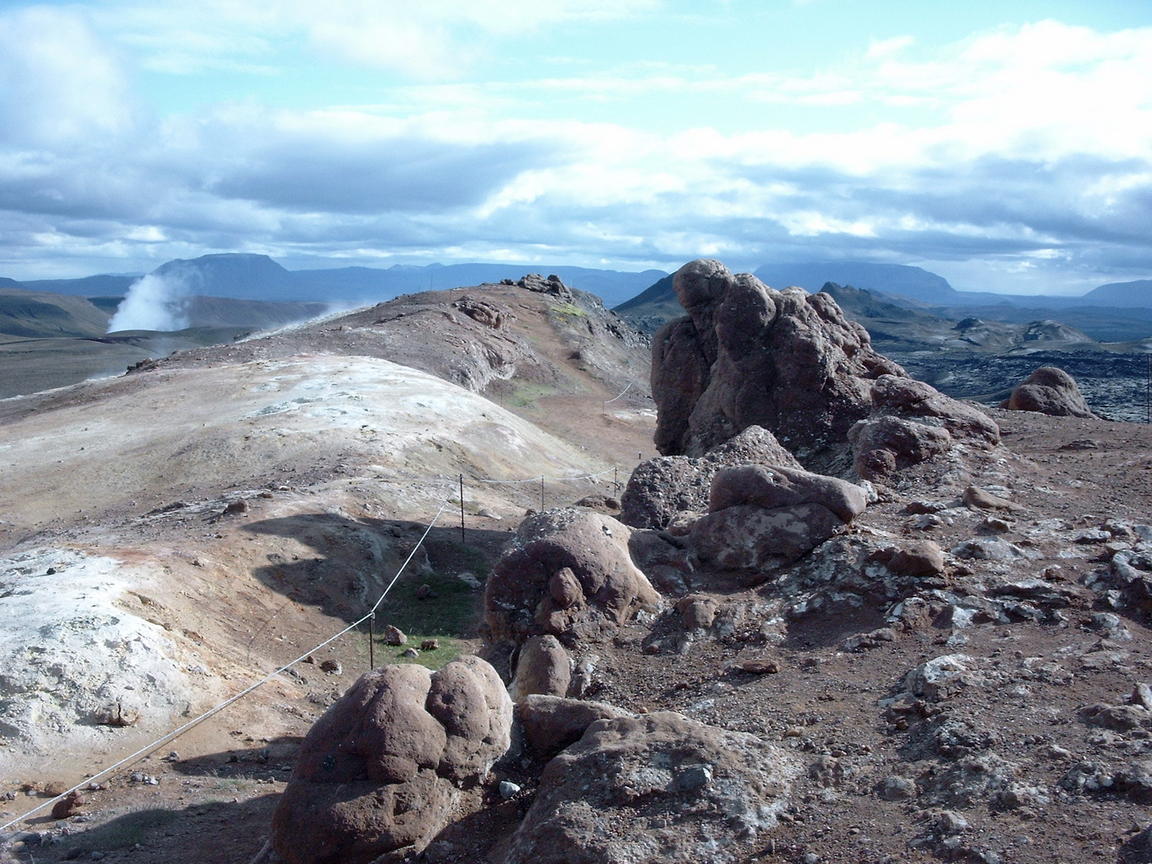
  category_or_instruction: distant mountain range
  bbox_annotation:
[615,261,1152,343]
[16,254,666,309]
[3,254,1150,338]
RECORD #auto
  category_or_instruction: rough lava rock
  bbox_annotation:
[650,258,903,465]
[503,711,798,864]
[484,508,661,649]
[515,694,633,758]
[848,375,1000,480]
[688,464,868,574]
[271,657,511,864]
[620,425,802,529]
[1003,365,1097,418]
[509,634,572,701]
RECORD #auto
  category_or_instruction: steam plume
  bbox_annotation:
[107,272,189,332]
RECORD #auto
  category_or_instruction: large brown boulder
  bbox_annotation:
[1003,366,1096,418]
[688,465,868,573]
[651,259,903,465]
[271,658,512,864]
[485,508,661,649]
[620,425,801,529]
[509,634,572,701]
[848,375,1000,480]
[503,711,798,864]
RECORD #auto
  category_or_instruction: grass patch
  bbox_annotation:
[369,564,484,670]
[508,381,556,409]
[551,302,587,319]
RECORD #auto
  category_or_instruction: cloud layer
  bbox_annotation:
[0,3,1150,295]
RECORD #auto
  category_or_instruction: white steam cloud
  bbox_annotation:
[107,272,190,332]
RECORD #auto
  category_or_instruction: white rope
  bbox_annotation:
[603,381,634,405]
[0,497,453,835]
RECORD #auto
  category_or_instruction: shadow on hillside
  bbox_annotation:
[240,513,510,625]
[170,735,303,780]
[782,597,889,651]
[27,794,279,864]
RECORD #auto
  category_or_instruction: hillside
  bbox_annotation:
[0,287,111,338]
[1083,279,1152,307]
[0,274,653,786]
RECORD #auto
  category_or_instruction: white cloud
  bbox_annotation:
[866,34,914,59]
[0,6,134,145]
[103,0,662,79]
[1,10,1151,290]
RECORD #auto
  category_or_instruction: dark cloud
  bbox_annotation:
[210,136,560,214]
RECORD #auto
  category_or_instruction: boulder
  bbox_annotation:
[620,426,801,529]
[271,658,512,864]
[849,376,1000,479]
[516,694,632,758]
[650,259,903,465]
[1003,366,1096,418]
[872,541,946,578]
[688,465,868,573]
[510,635,572,701]
[707,464,868,522]
[485,509,661,649]
[503,711,797,864]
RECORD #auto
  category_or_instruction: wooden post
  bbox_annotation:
[368,614,375,670]
[459,474,465,543]
[540,475,545,512]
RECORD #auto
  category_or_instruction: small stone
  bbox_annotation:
[498,780,521,800]
[415,584,435,600]
[906,501,948,514]
[319,659,342,675]
[933,810,969,835]
[456,571,483,589]
[732,660,780,675]
[1135,683,1152,711]
[400,647,420,658]
[877,776,917,801]
[963,486,1021,512]
[383,625,407,646]
[673,763,713,792]
[51,792,84,819]
[222,499,249,516]
[420,639,440,651]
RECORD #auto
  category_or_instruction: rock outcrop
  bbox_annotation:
[620,425,801,529]
[649,259,1001,479]
[484,508,661,649]
[1003,366,1096,418]
[503,711,797,864]
[688,464,868,574]
[271,657,512,864]
[650,259,903,465]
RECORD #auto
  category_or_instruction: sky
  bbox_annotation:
[1,0,1150,295]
